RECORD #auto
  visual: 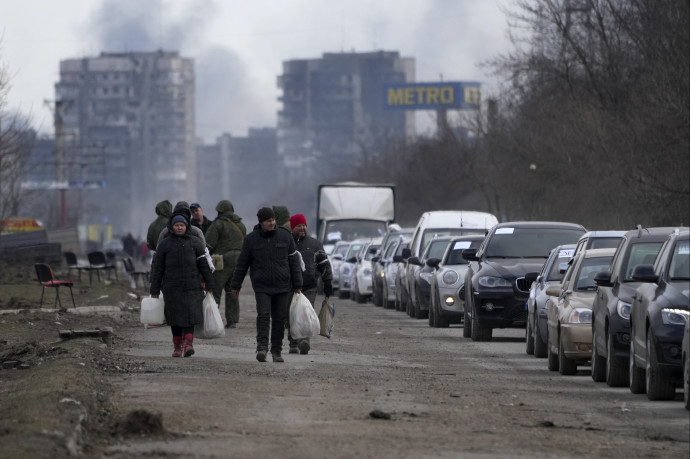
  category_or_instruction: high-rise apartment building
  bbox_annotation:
[54,51,195,239]
[277,51,415,182]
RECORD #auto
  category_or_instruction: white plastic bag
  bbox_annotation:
[318,297,335,339]
[195,292,225,339]
[289,292,320,340]
[140,295,165,325]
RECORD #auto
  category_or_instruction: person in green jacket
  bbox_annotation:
[205,200,247,328]
[273,205,291,230]
[146,200,173,252]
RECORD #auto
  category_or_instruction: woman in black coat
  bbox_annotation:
[150,214,215,357]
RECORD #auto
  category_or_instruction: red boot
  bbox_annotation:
[172,336,183,357]
[183,333,195,357]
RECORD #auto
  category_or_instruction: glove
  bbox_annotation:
[324,283,333,297]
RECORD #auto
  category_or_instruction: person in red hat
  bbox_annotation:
[287,213,334,355]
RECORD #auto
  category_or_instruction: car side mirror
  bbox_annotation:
[407,256,421,266]
[632,264,658,283]
[331,254,343,261]
[426,258,441,268]
[347,257,357,263]
[393,255,403,263]
[401,248,411,259]
[593,271,613,287]
[545,284,563,297]
[372,256,380,263]
[462,248,478,261]
[524,272,539,283]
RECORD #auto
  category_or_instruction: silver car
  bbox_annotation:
[426,235,485,328]
[329,241,351,292]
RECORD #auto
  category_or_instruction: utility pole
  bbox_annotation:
[44,99,72,228]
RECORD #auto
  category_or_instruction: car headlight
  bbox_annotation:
[419,271,433,283]
[567,308,592,324]
[444,296,456,306]
[660,308,689,326]
[442,271,459,285]
[478,276,512,288]
[616,300,631,320]
[380,272,385,278]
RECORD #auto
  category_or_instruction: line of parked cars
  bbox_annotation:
[327,214,689,410]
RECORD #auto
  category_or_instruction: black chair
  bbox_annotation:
[35,263,75,308]
[64,251,89,280]
[123,256,149,289]
[87,251,119,284]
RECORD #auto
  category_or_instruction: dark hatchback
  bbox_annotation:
[629,229,690,400]
[462,221,587,342]
[591,227,675,387]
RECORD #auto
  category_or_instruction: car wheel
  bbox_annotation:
[428,295,435,326]
[525,317,535,355]
[382,283,393,310]
[558,333,577,375]
[462,293,472,338]
[684,347,690,410]
[435,293,449,328]
[605,332,628,387]
[354,280,364,303]
[338,289,349,300]
[534,323,547,358]
[591,327,606,382]
[470,303,492,342]
[372,283,381,307]
[645,332,675,400]
[629,339,646,394]
[547,338,559,371]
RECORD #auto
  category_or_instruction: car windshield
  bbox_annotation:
[669,239,690,281]
[421,228,485,255]
[425,240,451,260]
[364,245,380,261]
[546,248,575,281]
[325,221,387,243]
[333,244,350,257]
[622,242,664,281]
[345,243,364,260]
[485,228,584,258]
[445,239,483,265]
[574,256,613,291]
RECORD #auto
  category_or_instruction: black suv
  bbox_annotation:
[591,227,675,387]
[462,221,586,341]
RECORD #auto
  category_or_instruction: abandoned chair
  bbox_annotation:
[123,256,149,289]
[35,263,76,308]
[87,251,119,284]
[64,251,89,280]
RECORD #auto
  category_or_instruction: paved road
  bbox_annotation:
[104,292,690,458]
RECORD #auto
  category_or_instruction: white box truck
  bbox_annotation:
[317,182,395,253]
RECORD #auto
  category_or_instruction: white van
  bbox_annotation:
[402,211,499,318]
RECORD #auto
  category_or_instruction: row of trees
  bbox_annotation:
[346,0,689,230]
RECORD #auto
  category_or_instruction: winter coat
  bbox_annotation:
[146,200,172,250]
[149,222,215,328]
[273,205,291,229]
[294,233,333,294]
[157,201,208,248]
[205,200,247,265]
[192,215,212,234]
[231,225,303,295]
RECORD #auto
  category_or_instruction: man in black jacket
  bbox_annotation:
[287,213,333,355]
[190,202,212,234]
[231,207,303,362]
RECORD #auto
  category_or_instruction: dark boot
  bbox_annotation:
[271,348,284,363]
[172,336,183,358]
[183,333,195,357]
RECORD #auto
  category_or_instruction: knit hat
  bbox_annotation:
[257,207,275,223]
[289,214,307,229]
[171,215,189,226]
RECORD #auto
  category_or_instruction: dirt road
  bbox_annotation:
[101,289,688,458]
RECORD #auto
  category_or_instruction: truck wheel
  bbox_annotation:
[646,333,675,400]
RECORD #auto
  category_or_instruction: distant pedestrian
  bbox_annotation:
[205,200,246,329]
[287,213,333,355]
[273,205,291,230]
[190,202,212,234]
[150,214,215,358]
[146,200,173,253]
[231,207,303,363]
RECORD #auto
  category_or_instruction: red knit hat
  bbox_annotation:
[289,214,307,229]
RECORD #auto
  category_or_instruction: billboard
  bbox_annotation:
[382,82,480,110]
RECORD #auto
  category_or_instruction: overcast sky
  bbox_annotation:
[0,0,513,142]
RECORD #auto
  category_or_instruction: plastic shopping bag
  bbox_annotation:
[195,292,225,339]
[289,292,320,340]
[318,297,335,339]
